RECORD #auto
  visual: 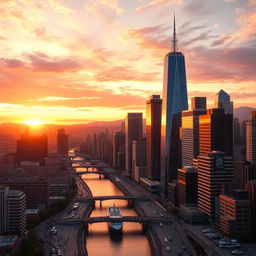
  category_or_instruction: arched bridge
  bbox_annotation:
[76,195,152,202]
[58,216,172,225]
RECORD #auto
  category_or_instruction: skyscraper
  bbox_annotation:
[161,15,188,195]
[57,129,69,155]
[246,111,256,164]
[16,133,48,166]
[214,89,233,114]
[197,151,234,219]
[182,97,207,167]
[199,108,233,157]
[112,131,125,168]
[0,186,8,235]
[146,95,162,180]
[125,113,143,176]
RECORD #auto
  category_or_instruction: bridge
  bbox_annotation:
[72,171,108,175]
[58,216,172,225]
[76,195,152,203]
[69,159,99,163]
[70,165,102,169]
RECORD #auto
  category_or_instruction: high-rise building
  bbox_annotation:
[182,97,207,167]
[161,15,188,195]
[214,89,233,114]
[0,186,8,235]
[219,190,251,238]
[125,113,143,176]
[7,190,26,235]
[57,129,68,155]
[146,95,162,180]
[132,139,147,182]
[246,179,256,234]
[16,133,48,166]
[191,97,206,110]
[234,160,256,189]
[199,108,233,157]
[177,166,197,206]
[246,111,256,164]
[0,186,26,235]
[112,131,125,168]
[197,151,234,219]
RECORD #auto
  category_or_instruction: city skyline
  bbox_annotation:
[0,0,255,124]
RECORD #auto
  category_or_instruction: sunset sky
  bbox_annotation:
[0,0,255,124]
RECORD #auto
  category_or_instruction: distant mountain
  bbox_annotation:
[234,106,256,123]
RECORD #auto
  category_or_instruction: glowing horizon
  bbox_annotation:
[0,0,255,124]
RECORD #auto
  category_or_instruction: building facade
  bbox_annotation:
[177,166,198,206]
[132,139,147,182]
[246,111,256,164]
[199,108,233,157]
[57,129,69,155]
[112,131,125,169]
[219,190,251,238]
[161,16,188,195]
[7,190,26,235]
[125,113,143,176]
[16,133,48,166]
[197,151,234,219]
[146,95,162,180]
[182,97,206,167]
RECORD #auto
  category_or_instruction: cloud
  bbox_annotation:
[36,96,100,101]
[0,58,25,68]
[136,0,182,13]
[183,0,219,16]
[26,53,81,72]
[95,66,160,82]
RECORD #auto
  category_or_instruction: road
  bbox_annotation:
[36,176,90,256]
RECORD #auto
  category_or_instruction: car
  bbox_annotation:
[202,228,214,233]
[231,250,244,255]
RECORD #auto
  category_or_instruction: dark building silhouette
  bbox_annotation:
[161,16,188,195]
[199,108,233,157]
[57,129,68,155]
[16,133,48,166]
[234,160,256,189]
[246,111,256,164]
[191,97,206,110]
[146,95,162,180]
[177,166,197,206]
[112,131,125,169]
[125,113,143,176]
[246,180,256,234]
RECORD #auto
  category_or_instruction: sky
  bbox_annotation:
[0,0,255,124]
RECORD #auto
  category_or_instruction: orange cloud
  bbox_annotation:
[136,0,182,13]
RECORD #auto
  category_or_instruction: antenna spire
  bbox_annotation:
[172,12,178,52]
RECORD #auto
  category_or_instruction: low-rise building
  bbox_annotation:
[219,190,251,238]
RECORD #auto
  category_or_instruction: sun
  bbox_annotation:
[24,118,43,126]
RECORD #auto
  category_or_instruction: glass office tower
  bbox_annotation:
[161,15,188,195]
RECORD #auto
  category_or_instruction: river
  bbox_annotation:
[80,169,152,256]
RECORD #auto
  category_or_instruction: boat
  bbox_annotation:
[107,205,123,233]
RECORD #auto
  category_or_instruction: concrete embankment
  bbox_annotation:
[76,176,94,256]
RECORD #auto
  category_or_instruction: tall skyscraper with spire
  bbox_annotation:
[161,14,188,196]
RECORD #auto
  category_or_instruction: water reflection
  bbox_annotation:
[81,171,152,256]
